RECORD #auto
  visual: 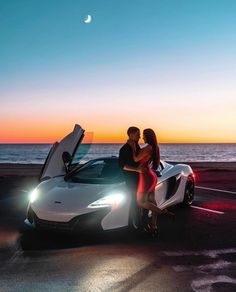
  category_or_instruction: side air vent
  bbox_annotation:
[165,174,181,200]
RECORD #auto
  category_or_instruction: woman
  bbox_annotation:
[128,128,172,233]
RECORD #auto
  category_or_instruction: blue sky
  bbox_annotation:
[1,0,236,142]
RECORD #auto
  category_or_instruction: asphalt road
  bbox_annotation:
[0,177,235,292]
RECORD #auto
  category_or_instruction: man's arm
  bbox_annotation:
[123,164,143,173]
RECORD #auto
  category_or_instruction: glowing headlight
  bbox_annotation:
[29,188,39,203]
[88,193,125,209]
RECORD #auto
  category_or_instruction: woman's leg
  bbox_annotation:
[137,192,162,214]
[148,192,158,228]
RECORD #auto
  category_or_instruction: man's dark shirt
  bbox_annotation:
[118,142,140,194]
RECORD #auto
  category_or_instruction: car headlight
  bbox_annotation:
[88,193,125,209]
[29,188,39,203]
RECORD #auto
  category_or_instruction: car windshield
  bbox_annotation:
[69,158,124,184]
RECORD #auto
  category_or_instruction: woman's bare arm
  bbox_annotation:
[132,145,152,162]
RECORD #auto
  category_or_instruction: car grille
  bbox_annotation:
[35,216,74,232]
[32,208,111,233]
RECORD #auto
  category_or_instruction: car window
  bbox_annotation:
[70,159,123,184]
[75,160,105,179]
[71,143,92,165]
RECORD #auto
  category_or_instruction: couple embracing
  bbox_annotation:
[119,127,173,234]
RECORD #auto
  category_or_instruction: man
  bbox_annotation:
[118,127,148,230]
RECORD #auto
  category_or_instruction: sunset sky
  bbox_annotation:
[1,0,236,143]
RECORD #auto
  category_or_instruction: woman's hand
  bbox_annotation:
[127,139,136,151]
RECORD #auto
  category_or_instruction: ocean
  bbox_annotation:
[0,143,236,164]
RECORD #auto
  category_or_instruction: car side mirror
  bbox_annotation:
[155,170,162,177]
[62,151,72,173]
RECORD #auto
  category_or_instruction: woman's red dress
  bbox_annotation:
[137,157,157,201]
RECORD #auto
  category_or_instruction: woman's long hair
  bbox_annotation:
[143,128,160,169]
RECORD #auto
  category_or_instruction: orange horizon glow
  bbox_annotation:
[0,129,236,144]
[1,104,236,144]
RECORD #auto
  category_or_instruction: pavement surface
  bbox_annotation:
[0,175,235,292]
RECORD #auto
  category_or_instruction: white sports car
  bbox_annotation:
[25,124,195,233]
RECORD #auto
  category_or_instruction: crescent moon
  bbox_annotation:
[84,15,92,24]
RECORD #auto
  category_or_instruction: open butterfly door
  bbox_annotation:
[39,124,84,181]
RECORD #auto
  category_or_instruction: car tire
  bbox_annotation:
[183,175,195,206]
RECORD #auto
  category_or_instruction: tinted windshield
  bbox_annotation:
[69,158,124,184]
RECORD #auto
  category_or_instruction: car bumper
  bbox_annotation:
[25,206,111,233]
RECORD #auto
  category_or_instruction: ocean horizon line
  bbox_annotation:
[1,142,236,145]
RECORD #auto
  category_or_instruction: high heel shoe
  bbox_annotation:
[162,209,175,220]
[147,224,158,237]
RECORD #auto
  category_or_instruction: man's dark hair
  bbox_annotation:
[127,126,140,136]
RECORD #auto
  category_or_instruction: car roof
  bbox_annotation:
[88,156,118,162]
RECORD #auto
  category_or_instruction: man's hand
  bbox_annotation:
[137,166,147,173]
[123,164,146,173]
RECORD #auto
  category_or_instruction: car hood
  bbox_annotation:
[31,177,126,218]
